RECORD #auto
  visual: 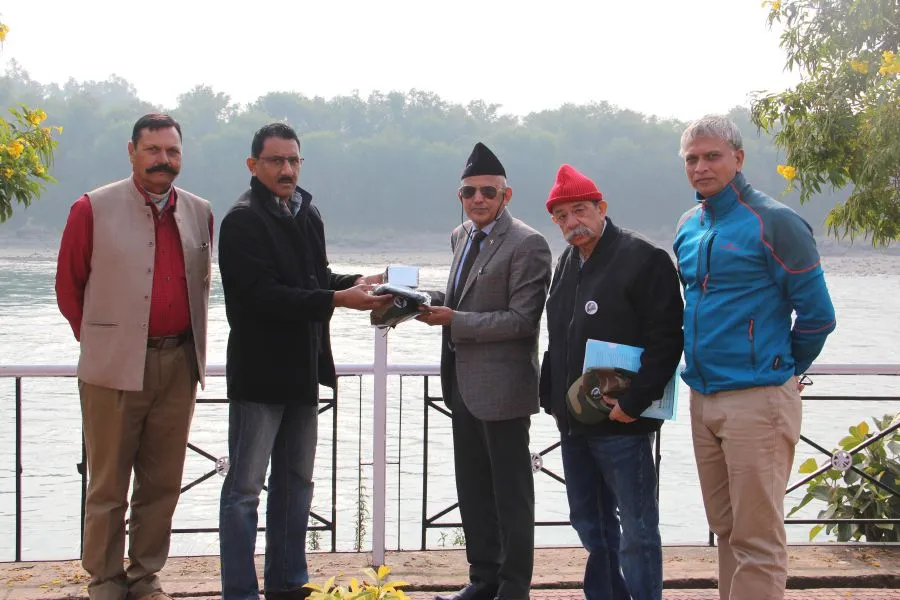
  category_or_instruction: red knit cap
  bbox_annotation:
[546,164,604,213]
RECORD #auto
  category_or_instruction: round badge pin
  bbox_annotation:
[585,300,598,315]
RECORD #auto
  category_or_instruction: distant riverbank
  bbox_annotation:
[3,226,897,275]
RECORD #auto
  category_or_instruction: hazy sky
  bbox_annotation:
[2,0,800,120]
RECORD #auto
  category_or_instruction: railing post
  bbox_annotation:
[372,329,388,567]
[15,377,23,562]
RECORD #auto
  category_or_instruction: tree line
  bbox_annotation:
[0,61,845,247]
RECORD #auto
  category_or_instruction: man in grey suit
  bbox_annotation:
[418,142,552,600]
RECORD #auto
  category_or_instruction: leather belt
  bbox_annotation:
[147,332,190,349]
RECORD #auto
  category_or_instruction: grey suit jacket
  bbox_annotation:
[432,208,552,421]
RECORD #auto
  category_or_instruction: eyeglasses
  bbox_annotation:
[259,155,304,169]
[459,185,505,200]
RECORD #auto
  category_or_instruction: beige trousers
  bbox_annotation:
[690,378,802,600]
[79,343,197,600]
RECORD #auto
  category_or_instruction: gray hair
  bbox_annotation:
[679,115,743,157]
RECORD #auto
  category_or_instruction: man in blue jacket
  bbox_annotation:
[673,115,836,600]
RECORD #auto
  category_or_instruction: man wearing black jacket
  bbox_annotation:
[539,165,684,600]
[217,123,390,600]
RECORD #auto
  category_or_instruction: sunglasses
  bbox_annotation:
[459,185,505,200]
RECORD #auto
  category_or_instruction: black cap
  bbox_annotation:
[461,142,506,180]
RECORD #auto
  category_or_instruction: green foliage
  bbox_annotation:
[437,527,466,548]
[0,65,850,243]
[451,527,465,547]
[0,20,61,224]
[307,528,322,552]
[304,565,409,600]
[355,480,369,552]
[789,413,900,542]
[751,0,900,246]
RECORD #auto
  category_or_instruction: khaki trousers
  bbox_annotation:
[690,378,802,600]
[79,343,197,600]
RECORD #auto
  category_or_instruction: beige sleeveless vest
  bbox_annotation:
[77,177,212,391]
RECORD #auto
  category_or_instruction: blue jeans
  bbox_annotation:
[560,433,662,600]
[219,400,318,600]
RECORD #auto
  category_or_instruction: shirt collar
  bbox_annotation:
[132,176,176,213]
[478,220,497,237]
[470,206,505,237]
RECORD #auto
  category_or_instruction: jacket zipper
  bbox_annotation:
[691,211,715,391]
[749,318,756,369]
[564,253,582,435]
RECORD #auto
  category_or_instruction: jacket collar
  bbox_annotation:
[580,217,619,264]
[694,172,750,215]
[249,176,312,218]
[490,206,512,236]
[449,208,513,304]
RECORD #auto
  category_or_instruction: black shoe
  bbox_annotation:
[264,587,313,600]
[434,583,499,600]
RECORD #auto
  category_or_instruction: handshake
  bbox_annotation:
[333,266,434,329]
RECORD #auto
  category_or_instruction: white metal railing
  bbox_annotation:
[1,328,899,564]
[4,361,898,379]
[0,330,439,565]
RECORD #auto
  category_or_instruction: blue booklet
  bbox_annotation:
[582,339,680,420]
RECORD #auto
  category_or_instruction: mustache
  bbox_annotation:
[565,225,597,242]
[146,163,179,175]
[278,177,294,184]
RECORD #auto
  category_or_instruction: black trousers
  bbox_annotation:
[450,379,534,600]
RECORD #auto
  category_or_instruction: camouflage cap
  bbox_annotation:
[370,284,432,329]
[565,367,635,424]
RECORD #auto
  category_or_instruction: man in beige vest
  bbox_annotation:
[55,113,213,600]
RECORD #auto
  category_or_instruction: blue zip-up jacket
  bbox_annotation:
[673,172,836,394]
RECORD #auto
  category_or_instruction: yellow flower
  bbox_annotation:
[55,126,64,134]
[878,50,900,75]
[0,24,9,43]
[850,59,869,74]
[777,164,797,180]
[2,167,14,179]
[26,109,47,126]
[770,0,781,11]
[7,140,24,158]
[35,164,45,176]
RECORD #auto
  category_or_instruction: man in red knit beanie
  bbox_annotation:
[539,164,684,600]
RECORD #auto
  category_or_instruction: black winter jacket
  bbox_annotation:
[540,219,684,436]
[218,177,359,404]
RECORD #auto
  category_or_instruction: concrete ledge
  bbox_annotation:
[2,545,898,600]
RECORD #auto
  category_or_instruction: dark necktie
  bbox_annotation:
[450,230,487,308]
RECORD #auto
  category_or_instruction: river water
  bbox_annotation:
[0,247,897,561]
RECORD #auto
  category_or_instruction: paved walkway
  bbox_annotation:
[530,592,899,599]
[2,546,898,600]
